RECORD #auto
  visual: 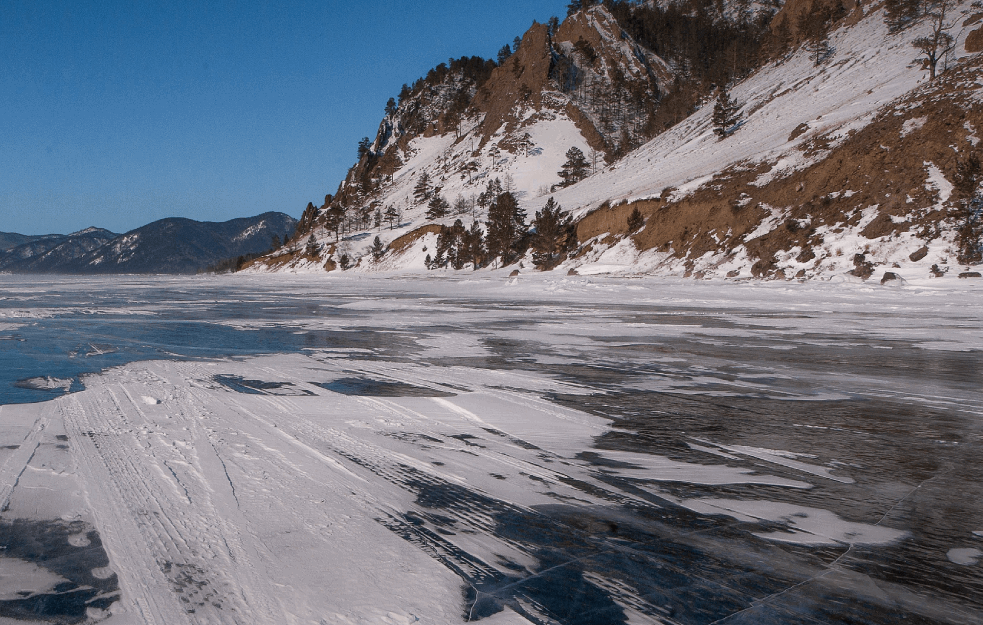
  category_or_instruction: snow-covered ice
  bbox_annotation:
[0,273,980,624]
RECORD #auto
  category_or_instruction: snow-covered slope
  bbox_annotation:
[252,1,983,282]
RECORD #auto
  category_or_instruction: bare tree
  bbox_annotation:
[588,148,601,175]
[913,0,954,80]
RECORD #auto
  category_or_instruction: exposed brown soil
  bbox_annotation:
[610,55,983,278]
[389,224,442,254]
[967,27,983,54]
[576,202,638,242]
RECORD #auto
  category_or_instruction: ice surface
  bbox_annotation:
[677,498,907,546]
[0,274,980,624]
[0,558,71,601]
[946,548,982,566]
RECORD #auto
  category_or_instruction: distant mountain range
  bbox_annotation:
[0,213,296,274]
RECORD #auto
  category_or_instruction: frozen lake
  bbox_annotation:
[0,273,980,624]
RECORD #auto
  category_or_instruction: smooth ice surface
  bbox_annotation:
[0,273,981,625]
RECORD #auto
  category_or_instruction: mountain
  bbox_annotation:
[0,228,119,272]
[0,232,62,252]
[249,0,983,281]
[0,213,296,274]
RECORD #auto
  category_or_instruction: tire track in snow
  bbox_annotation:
[62,383,267,624]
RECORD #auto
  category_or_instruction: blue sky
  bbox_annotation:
[1,1,569,235]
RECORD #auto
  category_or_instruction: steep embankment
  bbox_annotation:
[557,1,983,280]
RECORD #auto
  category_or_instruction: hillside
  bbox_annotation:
[0,228,119,272]
[0,232,62,252]
[0,213,296,274]
[248,0,983,282]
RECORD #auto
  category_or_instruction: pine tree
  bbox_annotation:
[558,147,590,187]
[953,153,983,265]
[463,221,485,269]
[357,137,372,160]
[547,16,560,37]
[304,234,320,258]
[485,192,528,266]
[371,235,386,260]
[323,205,345,242]
[478,178,503,210]
[436,219,468,270]
[497,44,512,65]
[531,197,572,270]
[384,205,398,229]
[627,207,644,232]
[413,173,432,205]
[385,97,398,117]
[885,0,922,33]
[433,234,449,268]
[270,234,281,251]
[426,194,450,220]
[712,88,741,139]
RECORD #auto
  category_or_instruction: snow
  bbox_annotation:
[1,273,981,622]
[677,498,907,546]
[257,3,983,283]
[946,547,982,565]
[901,116,927,137]
[925,161,954,205]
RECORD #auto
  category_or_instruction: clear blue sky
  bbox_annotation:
[1,1,569,236]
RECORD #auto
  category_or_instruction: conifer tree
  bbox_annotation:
[627,207,644,232]
[357,137,372,160]
[478,178,504,210]
[413,173,432,205]
[558,147,590,187]
[434,222,467,269]
[485,192,528,266]
[497,45,512,65]
[547,16,560,37]
[384,205,399,229]
[324,205,345,242]
[531,197,573,270]
[885,0,922,33]
[371,235,386,260]
[426,193,450,220]
[953,153,983,265]
[433,231,450,268]
[799,8,832,65]
[385,97,398,117]
[712,88,741,139]
[304,234,320,258]
[463,221,486,269]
